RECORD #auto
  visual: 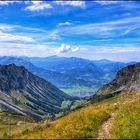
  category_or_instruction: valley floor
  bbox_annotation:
[0,91,140,139]
[61,86,97,97]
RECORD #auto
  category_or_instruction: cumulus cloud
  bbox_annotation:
[55,44,80,54]
[58,21,72,27]
[54,1,85,8]
[0,1,85,12]
[24,1,52,11]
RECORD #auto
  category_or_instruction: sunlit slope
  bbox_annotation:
[6,91,139,139]
[0,112,33,139]
[110,92,140,139]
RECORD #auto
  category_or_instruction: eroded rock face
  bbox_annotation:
[97,62,140,95]
[0,64,74,121]
[0,64,28,93]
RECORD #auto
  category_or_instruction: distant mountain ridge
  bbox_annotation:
[23,56,135,88]
[0,64,74,121]
[0,56,76,87]
[0,56,136,93]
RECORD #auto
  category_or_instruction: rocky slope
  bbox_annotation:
[96,62,140,95]
[0,64,74,121]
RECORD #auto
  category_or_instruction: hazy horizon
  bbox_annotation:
[0,54,138,63]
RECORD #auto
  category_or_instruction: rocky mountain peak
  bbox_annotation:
[97,62,140,95]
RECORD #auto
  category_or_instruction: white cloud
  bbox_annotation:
[31,1,43,5]
[0,41,139,62]
[0,1,22,5]
[95,46,140,53]
[24,1,52,11]
[93,1,120,5]
[47,30,61,40]
[0,24,14,31]
[0,31,34,42]
[59,16,140,38]
[0,23,61,41]
[54,1,85,8]
[58,21,72,27]
[72,47,80,52]
[0,42,79,57]
[0,42,55,57]
[60,45,140,62]
[55,44,80,54]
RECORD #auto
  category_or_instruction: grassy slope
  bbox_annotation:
[0,112,33,139]
[18,92,140,139]
[110,92,140,139]
[1,92,140,139]
[17,105,110,139]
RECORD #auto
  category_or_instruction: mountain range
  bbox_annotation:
[0,56,136,95]
[0,61,139,139]
[0,61,139,121]
[0,64,74,121]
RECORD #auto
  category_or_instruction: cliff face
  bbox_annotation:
[97,62,140,95]
[0,64,74,121]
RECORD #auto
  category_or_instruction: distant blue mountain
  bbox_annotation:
[0,56,136,91]
[21,56,136,88]
[0,56,75,87]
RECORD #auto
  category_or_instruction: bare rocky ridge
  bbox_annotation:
[97,62,140,95]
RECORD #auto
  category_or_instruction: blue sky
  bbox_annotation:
[0,0,140,62]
